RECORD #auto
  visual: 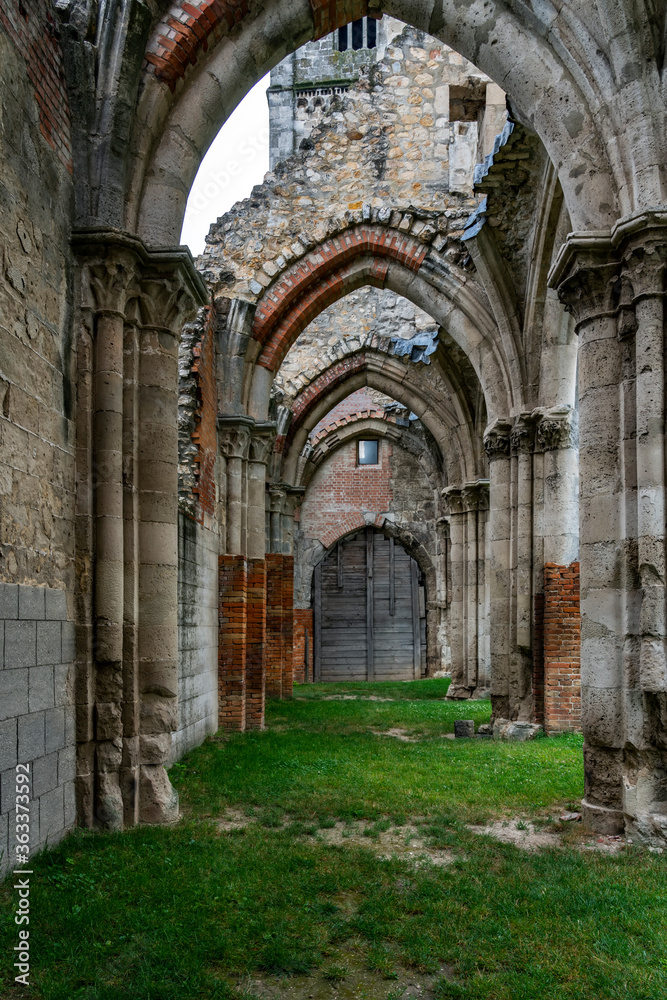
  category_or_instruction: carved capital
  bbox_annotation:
[534,406,579,452]
[442,486,464,516]
[249,423,276,465]
[483,419,512,460]
[462,480,490,512]
[218,423,251,461]
[621,242,667,304]
[85,257,139,317]
[139,273,197,334]
[548,232,619,329]
[510,414,536,455]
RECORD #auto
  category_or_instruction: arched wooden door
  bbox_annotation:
[313,528,426,682]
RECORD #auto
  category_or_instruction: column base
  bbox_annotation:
[580,798,624,835]
[139,764,180,825]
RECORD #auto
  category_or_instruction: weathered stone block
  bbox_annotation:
[0,718,18,771]
[38,785,65,845]
[0,670,28,722]
[0,583,19,619]
[32,751,59,797]
[37,621,61,665]
[454,719,475,738]
[4,620,36,668]
[45,588,68,621]
[18,712,45,763]
[28,665,55,713]
[19,586,45,620]
[44,707,66,755]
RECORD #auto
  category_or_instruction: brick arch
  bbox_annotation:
[251,229,428,371]
[279,349,477,485]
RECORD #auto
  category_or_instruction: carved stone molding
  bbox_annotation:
[442,486,464,516]
[249,421,277,465]
[443,481,489,515]
[483,419,512,460]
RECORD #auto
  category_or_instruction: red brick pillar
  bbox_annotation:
[246,558,266,729]
[532,592,545,725]
[218,555,247,731]
[282,555,294,699]
[544,562,581,733]
[266,553,284,698]
[293,610,314,683]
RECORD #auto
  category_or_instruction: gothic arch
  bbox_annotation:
[124,0,636,245]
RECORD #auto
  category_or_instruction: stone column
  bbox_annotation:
[510,415,536,721]
[136,270,195,824]
[442,487,465,697]
[218,419,252,556]
[269,485,286,555]
[74,232,207,830]
[463,481,490,696]
[84,254,138,830]
[550,219,667,840]
[484,420,513,720]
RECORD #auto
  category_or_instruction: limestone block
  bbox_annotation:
[0,669,28,721]
[493,719,543,741]
[4,621,36,668]
[19,586,45,620]
[28,665,55,713]
[18,711,45,763]
[0,583,19,618]
[32,751,59,797]
[37,621,61,665]
[139,764,179,825]
[0,718,18,771]
[44,708,66,755]
[454,719,475,738]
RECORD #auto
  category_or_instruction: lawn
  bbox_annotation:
[1,679,665,1000]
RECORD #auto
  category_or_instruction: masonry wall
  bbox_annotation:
[293,609,314,682]
[172,515,219,762]
[0,583,76,875]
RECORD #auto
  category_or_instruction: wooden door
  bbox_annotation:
[314,528,424,682]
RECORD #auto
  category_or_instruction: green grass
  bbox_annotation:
[1,679,666,1000]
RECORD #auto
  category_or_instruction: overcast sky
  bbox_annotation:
[180,73,271,257]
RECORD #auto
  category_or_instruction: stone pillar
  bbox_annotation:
[551,216,667,840]
[218,419,252,557]
[74,232,207,830]
[85,255,137,830]
[484,420,513,720]
[269,485,286,554]
[510,416,535,721]
[443,482,489,699]
[136,271,195,824]
[248,425,275,560]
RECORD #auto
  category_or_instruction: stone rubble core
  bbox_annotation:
[2,0,667,870]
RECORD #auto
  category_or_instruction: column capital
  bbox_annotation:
[72,228,208,328]
[462,479,490,512]
[218,416,253,460]
[249,421,277,465]
[442,485,464,516]
[548,232,619,330]
[533,405,579,452]
[483,418,512,461]
[510,413,537,455]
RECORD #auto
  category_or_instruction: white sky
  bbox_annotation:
[180,74,271,257]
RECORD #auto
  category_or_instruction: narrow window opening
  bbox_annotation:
[366,16,377,49]
[358,439,379,465]
[352,18,364,50]
[337,25,348,51]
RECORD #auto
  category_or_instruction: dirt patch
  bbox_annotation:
[217,808,258,831]
[230,945,453,1000]
[467,819,561,851]
[313,821,457,868]
[371,728,420,742]
[296,695,398,702]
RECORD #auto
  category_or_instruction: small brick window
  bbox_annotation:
[358,439,379,465]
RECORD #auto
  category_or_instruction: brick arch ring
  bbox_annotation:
[279,349,479,485]
[296,415,443,493]
[242,226,518,422]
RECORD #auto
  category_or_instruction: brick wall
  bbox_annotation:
[543,562,581,734]
[0,1,72,171]
[245,559,266,730]
[0,583,76,876]
[218,556,247,731]
[298,438,393,547]
[532,591,545,726]
[293,609,314,683]
[282,556,294,699]
[266,554,284,698]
